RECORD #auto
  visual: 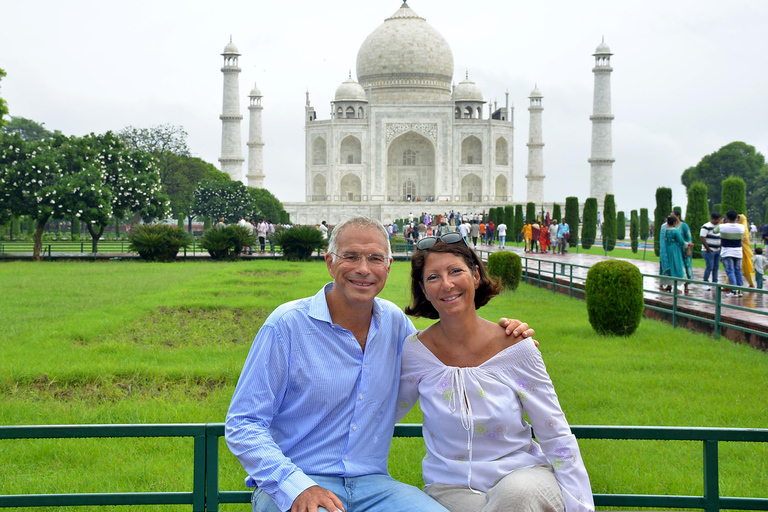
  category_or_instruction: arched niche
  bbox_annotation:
[461,135,482,165]
[340,174,362,201]
[312,137,327,165]
[312,174,327,201]
[340,135,362,164]
[495,137,508,166]
[495,175,507,200]
[461,173,482,202]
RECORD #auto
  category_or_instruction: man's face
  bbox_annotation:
[712,217,721,225]
[326,226,392,307]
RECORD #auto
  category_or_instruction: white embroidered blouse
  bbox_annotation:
[397,334,594,512]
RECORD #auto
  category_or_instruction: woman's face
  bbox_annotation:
[420,251,480,318]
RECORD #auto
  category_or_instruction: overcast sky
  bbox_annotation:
[2,0,766,214]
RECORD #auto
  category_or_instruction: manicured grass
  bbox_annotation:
[1,260,766,511]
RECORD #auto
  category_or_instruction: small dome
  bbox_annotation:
[594,40,612,55]
[335,76,367,102]
[529,86,542,98]
[223,40,240,55]
[453,77,483,102]
[249,83,262,97]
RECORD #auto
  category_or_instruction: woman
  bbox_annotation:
[738,214,755,287]
[661,216,688,292]
[397,233,594,512]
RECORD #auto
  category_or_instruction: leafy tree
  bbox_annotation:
[630,210,639,253]
[0,68,8,128]
[117,124,191,184]
[653,187,672,256]
[617,211,626,240]
[248,187,288,223]
[192,178,251,224]
[752,166,768,224]
[684,181,710,258]
[1,116,60,141]
[513,204,523,243]
[720,176,747,216]
[552,203,562,223]
[640,208,649,240]
[681,141,765,222]
[565,196,579,247]
[602,194,616,251]
[581,198,597,249]
[163,154,227,228]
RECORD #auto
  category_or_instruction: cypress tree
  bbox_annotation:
[581,198,597,249]
[565,196,579,247]
[654,187,672,256]
[526,202,536,224]
[513,204,524,243]
[640,208,649,240]
[504,205,515,246]
[685,181,710,258]
[721,176,747,215]
[553,203,562,223]
[602,194,617,252]
[630,210,639,253]
[712,204,721,214]
[617,211,626,240]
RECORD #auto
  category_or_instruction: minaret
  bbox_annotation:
[246,83,265,188]
[589,38,615,202]
[526,86,545,205]
[219,38,245,182]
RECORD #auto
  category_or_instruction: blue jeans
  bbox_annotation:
[499,236,506,247]
[757,272,764,290]
[251,474,448,512]
[722,256,743,287]
[702,251,720,283]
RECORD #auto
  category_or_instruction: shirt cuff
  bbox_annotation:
[272,471,319,512]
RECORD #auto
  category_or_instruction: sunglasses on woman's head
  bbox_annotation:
[415,232,468,251]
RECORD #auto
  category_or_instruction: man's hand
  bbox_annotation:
[292,485,344,512]
[498,318,537,346]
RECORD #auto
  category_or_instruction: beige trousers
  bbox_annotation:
[424,465,565,512]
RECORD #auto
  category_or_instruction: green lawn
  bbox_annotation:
[1,260,766,511]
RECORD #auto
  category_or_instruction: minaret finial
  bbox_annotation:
[349,69,352,79]
[465,69,468,80]
[230,35,233,43]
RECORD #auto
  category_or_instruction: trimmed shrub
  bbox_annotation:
[586,260,644,336]
[630,210,639,253]
[721,176,746,216]
[199,225,256,260]
[565,196,580,247]
[526,202,536,224]
[552,203,562,224]
[513,204,523,242]
[639,208,649,240]
[273,225,325,261]
[581,198,598,249]
[617,211,626,240]
[487,251,521,291]
[654,187,672,256]
[128,223,193,262]
[685,181,710,258]
[602,194,616,251]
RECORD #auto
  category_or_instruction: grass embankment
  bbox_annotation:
[1,261,766,511]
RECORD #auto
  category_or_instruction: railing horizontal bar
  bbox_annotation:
[0,492,193,507]
[593,493,705,508]
[567,426,768,442]
[0,423,207,439]
[720,497,768,510]
[217,491,253,503]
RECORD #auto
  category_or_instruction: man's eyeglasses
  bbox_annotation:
[415,232,468,251]
[329,252,389,267]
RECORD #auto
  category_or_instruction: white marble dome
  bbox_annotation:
[594,40,612,55]
[249,83,262,97]
[335,76,367,102]
[453,77,483,101]
[223,41,239,54]
[529,86,542,98]
[356,2,454,100]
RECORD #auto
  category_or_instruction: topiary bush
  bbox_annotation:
[199,225,256,260]
[581,198,598,249]
[487,251,522,291]
[128,223,193,262]
[585,260,644,336]
[273,225,324,261]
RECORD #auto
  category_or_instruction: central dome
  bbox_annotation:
[356,2,454,101]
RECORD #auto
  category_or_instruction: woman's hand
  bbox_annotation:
[498,318,537,346]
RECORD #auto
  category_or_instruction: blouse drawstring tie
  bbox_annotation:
[448,368,480,494]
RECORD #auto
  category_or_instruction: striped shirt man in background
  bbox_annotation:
[699,213,722,290]
[714,210,745,297]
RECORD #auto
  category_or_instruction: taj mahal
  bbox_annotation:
[217,1,615,225]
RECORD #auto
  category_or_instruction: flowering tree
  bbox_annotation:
[192,178,252,224]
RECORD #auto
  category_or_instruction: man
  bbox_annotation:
[496,220,507,249]
[245,218,255,255]
[699,213,721,291]
[469,220,480,248]
[749,221,757,242]
[557,220,570,255]
[715,210,745,297]
[521,221,532,252]
[458,219,469,244]
[226,216,532,512]
[549,219,559,253]
[319,220,329,240]
[257,217,269,253]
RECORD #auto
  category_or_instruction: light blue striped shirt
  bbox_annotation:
[225,282,415,511]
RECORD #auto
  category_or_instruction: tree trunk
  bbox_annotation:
[87,223,106,254]
[32,218,48,262]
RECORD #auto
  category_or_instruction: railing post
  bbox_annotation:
[672,280,678,328]
[703,439,719,512]
[569,265,574,298]
[537,260,542,288]
[193,433,206,512]
[714,286,721,339]
[205,425,220,512]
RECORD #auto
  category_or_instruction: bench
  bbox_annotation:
[1,423,767,511]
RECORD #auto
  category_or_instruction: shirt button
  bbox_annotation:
[352,425,358,431]
[345,456,349,460]
[359,395,363,400]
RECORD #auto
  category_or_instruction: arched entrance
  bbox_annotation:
[340,174,362,201]
[461,174,482,202]
[386,131,435,201]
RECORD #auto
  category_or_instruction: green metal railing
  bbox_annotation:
[515,255,768,341]
[2,423,767,511]
[0,241,284,260]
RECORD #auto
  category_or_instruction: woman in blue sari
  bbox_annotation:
[661,216,688,292]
